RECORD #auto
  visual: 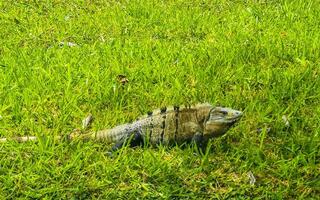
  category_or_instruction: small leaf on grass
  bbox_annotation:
[282,115,290,127]
[117,74,129,85]
[257,127,271,134]
[59,41,78,47]
[247,171,256,185]
[82,114,94,129]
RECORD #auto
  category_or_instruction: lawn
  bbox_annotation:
[0,0,319,198]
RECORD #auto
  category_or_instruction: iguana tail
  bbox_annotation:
[0,136,39,143]
[0,131,96,143]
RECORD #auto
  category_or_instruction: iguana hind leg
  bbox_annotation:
[110,130,144,152]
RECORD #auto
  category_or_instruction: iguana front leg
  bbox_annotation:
[191,132,203,146]
[191,131,207,152]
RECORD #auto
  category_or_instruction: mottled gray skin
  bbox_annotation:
[87,103,242,150]
[0,103,242,150]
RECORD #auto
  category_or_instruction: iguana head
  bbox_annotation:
[203,107,242,138]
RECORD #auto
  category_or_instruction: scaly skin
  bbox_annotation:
[0,103,243,150]
[70,103,243,150]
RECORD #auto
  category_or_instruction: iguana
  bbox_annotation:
[0,103,242,151]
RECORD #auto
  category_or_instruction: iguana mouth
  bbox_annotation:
[228,111,243,121]
[227,115,242,124]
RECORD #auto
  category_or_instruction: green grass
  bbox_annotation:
[0,0,319,198]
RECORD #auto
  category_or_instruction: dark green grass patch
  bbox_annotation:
[0,0,319,198]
